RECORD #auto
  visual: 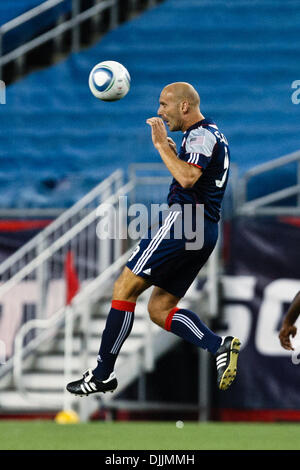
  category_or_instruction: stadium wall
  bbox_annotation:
[215,215,300,420]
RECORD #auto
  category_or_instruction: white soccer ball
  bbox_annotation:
[88,60,131,102]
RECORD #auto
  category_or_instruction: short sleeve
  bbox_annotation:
[184,128,217,170]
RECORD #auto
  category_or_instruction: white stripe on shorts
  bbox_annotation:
[132,211,179,275]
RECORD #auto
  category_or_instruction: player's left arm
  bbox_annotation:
[146,117,202,188]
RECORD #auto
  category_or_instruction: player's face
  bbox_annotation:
[157,91,183,132]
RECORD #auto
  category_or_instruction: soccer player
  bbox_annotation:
[67,82,241,397]
[279,291,300,350]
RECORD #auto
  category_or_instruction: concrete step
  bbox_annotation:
[34,348,134,372]
[35,354,97,372]
[21,369,100,392]
[0,329,180,413]
[23,351,131,391]
[0,289,173,412]
[22,372,65,391]
[85,317,148,336]
[52,335,143,355]
[0,390,65,411]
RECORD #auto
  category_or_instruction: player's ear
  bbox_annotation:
[181,100,189,114]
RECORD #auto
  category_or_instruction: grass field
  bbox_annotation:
[0,420,300,450]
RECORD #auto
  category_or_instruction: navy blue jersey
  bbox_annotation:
[167,118,230,222]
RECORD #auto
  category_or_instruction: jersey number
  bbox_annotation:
[215,147,229,188]
[214,130,228,145]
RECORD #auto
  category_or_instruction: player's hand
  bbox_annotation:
[279,324,297,350]
[167,137,177,155]
[146,117,168,150]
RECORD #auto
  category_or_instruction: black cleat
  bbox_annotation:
[215,336,241,391]
[66,369,118,396]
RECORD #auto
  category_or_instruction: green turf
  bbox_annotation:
[0,420,300,450]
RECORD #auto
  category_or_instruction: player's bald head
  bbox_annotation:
[158,82,203,132]
[161,82,200,108]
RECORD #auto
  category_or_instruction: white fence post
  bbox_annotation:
[79,299,92,422]
[98,185,113,274]
[207,239,219,318]
[36,238,48,319]
[63,306,74,411]
[109,0,119,29]
[71,0,80,52]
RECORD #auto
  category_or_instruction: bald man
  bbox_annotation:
[67,82,241,397]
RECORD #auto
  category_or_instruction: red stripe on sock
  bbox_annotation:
[165,307,179,331]
[111,300,136,312]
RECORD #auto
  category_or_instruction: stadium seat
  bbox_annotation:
[1,0,300,207]
[0,1,44,26]
[1,0,72,54]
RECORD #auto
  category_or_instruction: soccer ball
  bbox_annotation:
[88,60,131,102]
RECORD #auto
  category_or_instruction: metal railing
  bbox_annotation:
[8,165,173,413]
[0,170,122,279]
[236,149,300,216]
[0,0,117,79]
[0,164,220,419]
[0,169,124,371]
[13,247,133,408]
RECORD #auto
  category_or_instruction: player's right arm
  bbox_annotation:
[146,117,202,188]
[167,137,177,155]
[279,291,300,350]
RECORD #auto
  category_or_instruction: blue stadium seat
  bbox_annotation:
[1,0,72,54]
[0,0,300,207]
[0,1,44,26]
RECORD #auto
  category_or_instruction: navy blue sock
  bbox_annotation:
[92,300,135,381]
[165,307,221,354]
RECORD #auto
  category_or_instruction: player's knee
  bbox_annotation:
[112,268,149,301]
[147,299,157,321]
[112,275,123,297]
[148,302,165,327]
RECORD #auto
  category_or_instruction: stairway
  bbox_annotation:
[0,280,204,416]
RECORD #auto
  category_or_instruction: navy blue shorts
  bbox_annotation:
[126,207,218,298]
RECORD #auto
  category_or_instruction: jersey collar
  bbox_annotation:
[184,118,215,134]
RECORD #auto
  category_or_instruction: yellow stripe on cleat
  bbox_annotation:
[219,337,241,391]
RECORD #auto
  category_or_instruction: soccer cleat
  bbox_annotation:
[66,369,118,396]
[215,336,241,391]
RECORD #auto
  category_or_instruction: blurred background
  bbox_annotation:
[0,0,300,428]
